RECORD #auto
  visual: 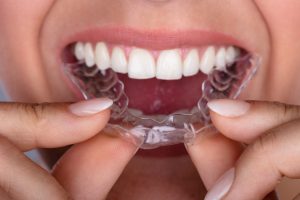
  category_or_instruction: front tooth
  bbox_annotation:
[183,49,200,77]
[156,49,182,80]
[128,48,156,79]
[111,47,128,74]
[74,42,85,60]
[84,43,95,67]
[200,46,216,74]
[95,42,110,70]
[215,47,226,70]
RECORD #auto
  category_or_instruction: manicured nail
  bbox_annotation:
[205,168,235,200]
[207,99,250,117]
[69,98,113,117]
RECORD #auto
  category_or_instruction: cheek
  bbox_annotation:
[254,1,300,102]
[0,0,55,102]
[255,1,300,40]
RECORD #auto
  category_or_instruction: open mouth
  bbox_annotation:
[61,30,260,149]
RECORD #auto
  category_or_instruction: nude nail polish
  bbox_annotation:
[205,168,235,200]
[69,98,113,117]
[207,99,250,117]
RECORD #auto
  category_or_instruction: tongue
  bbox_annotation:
[118,73,206,115]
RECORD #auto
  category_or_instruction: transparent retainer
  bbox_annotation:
[64,53,261,149]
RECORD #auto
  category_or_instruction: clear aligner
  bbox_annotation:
[64,53,261,149]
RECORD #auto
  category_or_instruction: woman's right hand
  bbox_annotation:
[0,98,138,200]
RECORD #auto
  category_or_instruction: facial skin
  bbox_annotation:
[0,0,300,199]
[0,0,300,104]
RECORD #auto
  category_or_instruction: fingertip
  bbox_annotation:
[208,107,256,144]
[204,168,235,200]
[36,101,112,149]
[185,131,242,190]
[68,98,113,117]
[207,99,250,118]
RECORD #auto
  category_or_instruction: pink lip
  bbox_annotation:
[59,25,251,58]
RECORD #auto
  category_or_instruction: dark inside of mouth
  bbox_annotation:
[117,73,204,115]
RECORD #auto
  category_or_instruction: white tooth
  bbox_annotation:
[200,46,216,74]
[74,42,85,60]
[128,48,156,79]
[111,47,128,74]
[95,42,110,70]
[215,47,226,70]
[84,43,95,67]
[183,49,200,77]
[156,49,182,80]
[225,46,237,64]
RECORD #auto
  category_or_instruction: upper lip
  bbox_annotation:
[59,25,252,60]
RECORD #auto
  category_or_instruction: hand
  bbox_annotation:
[185,99,300,200]
[0,98,138,200]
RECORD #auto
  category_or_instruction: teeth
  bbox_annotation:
[200,46,216,74]
[156,49,182,80]
[95,42,110,70]
[111,47,128,74]
[84,43,95,67]
[183,49,200,77]
[128,48,156,79]
[74,42,85,60]
[226,46,240,64]
[215,47,226,70]
[74,42,242,79]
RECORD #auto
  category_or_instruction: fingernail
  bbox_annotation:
[69,98,113,117]
[205,168,235,200]
[207,99,250,117]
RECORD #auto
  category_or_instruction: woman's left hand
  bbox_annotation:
[185,99,300,200]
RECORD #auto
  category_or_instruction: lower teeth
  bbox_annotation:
[64,53,261,149]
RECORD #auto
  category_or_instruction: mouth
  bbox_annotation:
[60,27,260,150]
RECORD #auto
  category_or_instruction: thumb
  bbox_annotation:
[207,99,300,144]
[0,98,112,151]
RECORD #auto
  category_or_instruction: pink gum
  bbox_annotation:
[92,43,230,61]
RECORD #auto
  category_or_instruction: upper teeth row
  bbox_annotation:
[74,42,241,80]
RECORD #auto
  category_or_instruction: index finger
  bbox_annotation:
[52,131,139,199]
[185,129,243,189]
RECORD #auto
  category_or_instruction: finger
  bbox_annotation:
[0,137,69,200]
[185,128,243,189]
[205,119,300,200]
[52,132,138,200]
[0,98,112,151]
[208,99,300,143]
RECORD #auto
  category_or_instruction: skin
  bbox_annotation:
[0,0,300,199]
